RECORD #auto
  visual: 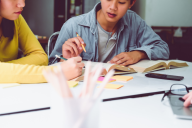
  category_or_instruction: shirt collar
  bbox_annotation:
[78,3,101,34]
[120,15,129,27]
[78,2,129,34]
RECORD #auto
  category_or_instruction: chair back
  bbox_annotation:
[48,31,60,57]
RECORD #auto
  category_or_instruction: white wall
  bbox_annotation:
[145,0,192,27]
[22,0,54,37]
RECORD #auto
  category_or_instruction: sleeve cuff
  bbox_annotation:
[130,46,152,60]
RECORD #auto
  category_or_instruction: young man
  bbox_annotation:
[49,0,169,66]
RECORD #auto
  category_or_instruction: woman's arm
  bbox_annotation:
[0,57,84,84]
[0,62,48,84]
[7,15,48,66]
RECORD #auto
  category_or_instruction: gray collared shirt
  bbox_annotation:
[49,2,170,64]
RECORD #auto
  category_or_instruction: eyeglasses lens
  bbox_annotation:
[169,85,188,107]
[171,85,187,95]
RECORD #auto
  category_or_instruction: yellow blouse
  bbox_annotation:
[0,62,52,84]
[0,15,48,65]
[0,15,49,83]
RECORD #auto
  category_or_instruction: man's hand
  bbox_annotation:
[62,37,86,59]
[109,51,148,66]
[183,92,192,107]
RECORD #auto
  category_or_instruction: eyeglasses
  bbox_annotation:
[161,84,189,106]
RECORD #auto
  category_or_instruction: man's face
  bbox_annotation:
[0,0,25,21]
[100,0,133,23]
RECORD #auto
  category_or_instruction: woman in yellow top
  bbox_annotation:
[0,0,84,83]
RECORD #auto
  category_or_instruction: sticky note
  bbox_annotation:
[98,84,124,89]
[0,83,20,89]
[67,81,79,88]
[97,77,116,83]
[112,76,133,82]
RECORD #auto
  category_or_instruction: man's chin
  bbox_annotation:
[104,16,118,23]
[106,18,118,24]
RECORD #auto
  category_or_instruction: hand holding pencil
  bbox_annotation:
[76,32,86,53]
[62,32,86,59]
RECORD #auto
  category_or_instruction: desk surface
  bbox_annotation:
[100,94,192,128]
[74,62,192,100]
[0,61,192,127]
[0,62,192,114]
[0,95,191,128]
[0,83,50,114]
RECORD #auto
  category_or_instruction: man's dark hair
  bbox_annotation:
[1,18,14,39]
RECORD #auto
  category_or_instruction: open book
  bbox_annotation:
[73,61,136,81]
[84,60,188,73]
[83,61,137,75]
[128,60,188,73]
[73,60,188,81]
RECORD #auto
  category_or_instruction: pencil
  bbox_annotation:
[76,32,86,52]
[55,55,67,61]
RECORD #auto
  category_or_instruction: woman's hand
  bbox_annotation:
[60,56,84,80]
[182,92,192,107]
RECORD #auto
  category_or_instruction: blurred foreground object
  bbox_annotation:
[43,61,114,128]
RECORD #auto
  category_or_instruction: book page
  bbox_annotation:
[129,60,164,68]
[161,60,182,65]
[128,60,166,72]
[128,60,189,73]
[82,61,135,73]
[73,61,135,81]
[82,61,115,72]
[72,61,114,81]
[152,60,188,69]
